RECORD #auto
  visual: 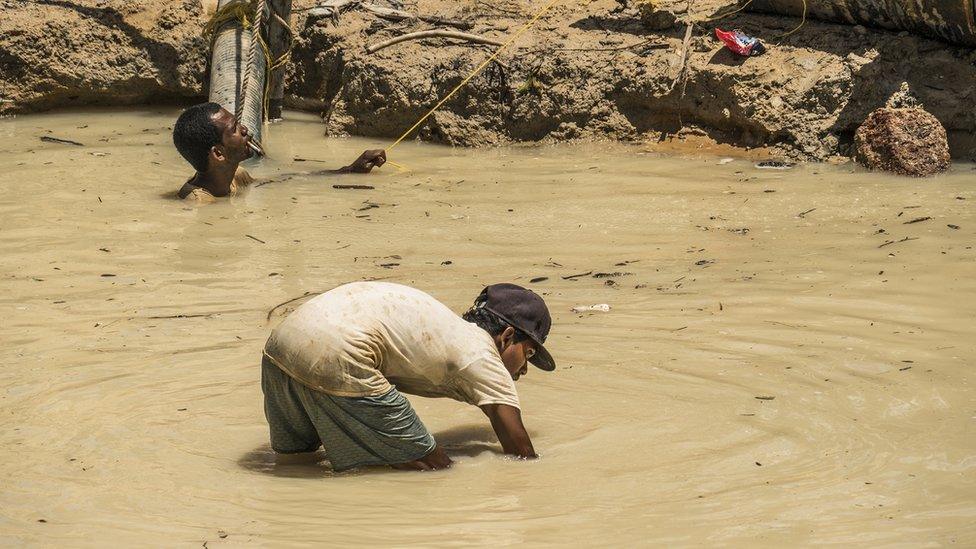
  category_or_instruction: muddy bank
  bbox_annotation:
[1,0,974,160]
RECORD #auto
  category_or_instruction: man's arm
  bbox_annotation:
[334,149,386,173]
[480,403,537,459]
[258,150,386,184]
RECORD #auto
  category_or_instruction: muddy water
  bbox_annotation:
[1,109,974,546]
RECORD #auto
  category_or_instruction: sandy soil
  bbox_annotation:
[1,0,974,160]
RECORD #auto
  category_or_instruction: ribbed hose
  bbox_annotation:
[208,0,267,149]
[747,0,976,46]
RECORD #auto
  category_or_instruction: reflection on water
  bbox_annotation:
[0,108,974,545]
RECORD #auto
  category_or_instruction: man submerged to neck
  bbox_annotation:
[173,103,254,202]
[177,166,254,203]
[171,102,387,203]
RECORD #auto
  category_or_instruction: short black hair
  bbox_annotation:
[462,306,529,342]
[173,102,223,172]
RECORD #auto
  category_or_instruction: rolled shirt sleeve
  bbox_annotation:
[452,353,520,409]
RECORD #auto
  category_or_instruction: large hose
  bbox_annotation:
[208,0,267,151]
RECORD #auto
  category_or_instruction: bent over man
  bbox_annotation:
[261,281,556,471]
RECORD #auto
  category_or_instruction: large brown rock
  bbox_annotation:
[854,107,951,177]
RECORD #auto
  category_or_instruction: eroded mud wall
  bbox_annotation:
[748,0,976,46]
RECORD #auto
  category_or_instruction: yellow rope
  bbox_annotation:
[705,0,806,37]
[203,2,253,38]
[383,158,411,173]
[704,0,754,21]
[779,0,807,37]
[387,0,563,151]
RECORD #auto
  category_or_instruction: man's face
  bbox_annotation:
[497,327,538,382]
[211,108,253,165]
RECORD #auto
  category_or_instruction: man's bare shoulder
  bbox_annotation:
[172,169,253,205]
[176,177,217,204]
[233,167,254,189]
[183,186,218,204]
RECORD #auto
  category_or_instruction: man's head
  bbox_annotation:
[462,284,555,381]
[172,102,252,173]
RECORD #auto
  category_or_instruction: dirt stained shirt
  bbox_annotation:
[263,282,520,409]
[177,167,253,203]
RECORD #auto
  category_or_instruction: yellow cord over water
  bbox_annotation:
[386,0,563,151]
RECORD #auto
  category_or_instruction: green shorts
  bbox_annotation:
[261,356,436,471]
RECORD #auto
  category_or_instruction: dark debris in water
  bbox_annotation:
[592,271,632,278]
[754,160,794,170]
[903,216,931,225]
[40,135,84,146]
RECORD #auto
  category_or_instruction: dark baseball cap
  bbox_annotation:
[475,283,555,371]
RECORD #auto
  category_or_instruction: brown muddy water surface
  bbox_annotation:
[1,109,974,546]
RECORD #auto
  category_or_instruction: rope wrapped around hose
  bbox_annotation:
[202,0,294,124]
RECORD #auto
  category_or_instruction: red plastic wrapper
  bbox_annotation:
[715,28,766,56]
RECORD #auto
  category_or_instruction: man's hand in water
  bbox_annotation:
[341,149,386,173]
[480,403,537,459]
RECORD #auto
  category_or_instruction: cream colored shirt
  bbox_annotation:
[178,167,253,203]
[264,282,520,409]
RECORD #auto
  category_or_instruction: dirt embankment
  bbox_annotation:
[0,0,206,111]
[1,0,974,161]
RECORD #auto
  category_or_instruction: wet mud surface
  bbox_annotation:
[0,109,974,544]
